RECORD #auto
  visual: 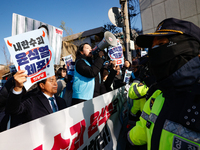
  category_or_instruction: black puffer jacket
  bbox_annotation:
[75,54,104,98]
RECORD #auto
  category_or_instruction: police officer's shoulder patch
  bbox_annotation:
[172,136,199,150]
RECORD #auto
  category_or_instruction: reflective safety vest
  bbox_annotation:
[128,90,162,146]
[146,93,200,150]
[128,80,149,116]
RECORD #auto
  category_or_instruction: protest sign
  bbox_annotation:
[12,13,63,65]
[123,69,132,84]
[0,86,130,150]
[67,62,75,76]
[62,55,75,76]
[63,54,73,65]
[108,40,124,66]
[4,28,55,90]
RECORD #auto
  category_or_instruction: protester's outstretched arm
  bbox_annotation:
[104,60,117,89]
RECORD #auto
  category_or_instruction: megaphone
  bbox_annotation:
[92,31,117,55]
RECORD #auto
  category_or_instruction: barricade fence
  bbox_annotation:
[0,86,132,150]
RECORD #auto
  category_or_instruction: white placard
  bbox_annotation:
[108,45,124,66]
[4,28,55,90]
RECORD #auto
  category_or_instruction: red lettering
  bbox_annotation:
[33,101,117,150]
[70,120,86,150]
[98,107,107,126]
[88,111,99,138]
[51,133,70,150]
[56,29,63,35]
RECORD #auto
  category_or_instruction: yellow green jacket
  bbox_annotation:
[146,93,200,150]
[128,89,162,146]
[128,56,200,149]
[128,80,149,116]
[129,90,200,149]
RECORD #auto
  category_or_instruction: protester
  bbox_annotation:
[127,18,200,149]
[100,60,118,94]
[72,43,104,105]
[112,64,126,90]
[56,67,72,107]
[56,67,67,98]
[5,70,67,126]
[0,77,15,113]
[121,59,132,85]
[121,59,132,78]
[101,62,110,82]
[0,77,16,131]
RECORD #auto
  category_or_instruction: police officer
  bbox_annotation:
[126,56,158,150]
[127,89,161,149]
[128,18,200,150]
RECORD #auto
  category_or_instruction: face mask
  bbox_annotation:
[148,35,200,81]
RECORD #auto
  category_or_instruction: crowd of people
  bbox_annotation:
[0,37,143,132]
[1,17,200,150]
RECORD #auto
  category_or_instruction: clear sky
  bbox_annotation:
[0,0,142,65]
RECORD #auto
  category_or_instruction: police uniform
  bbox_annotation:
[128,80,149,118]
[131,18,200,150]
[127,89,162,146]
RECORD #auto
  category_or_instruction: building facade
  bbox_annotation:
[139,0,200,34]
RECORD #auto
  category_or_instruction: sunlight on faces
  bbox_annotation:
[124,60,130,68]
[80,44,92,57]
[61,69,66,78]
[40,76,58,97]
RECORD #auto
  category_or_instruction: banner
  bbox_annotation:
[12,13,63,65]
[0,86,130,150]
[4,28,55,90]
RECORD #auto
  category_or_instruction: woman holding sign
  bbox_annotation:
[72,43,104,105]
